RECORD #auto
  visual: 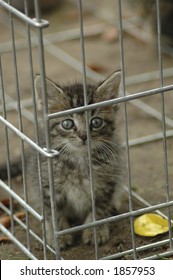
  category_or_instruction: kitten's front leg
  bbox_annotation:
[45,209,73,249]
[82,212,110,245]
[57,213,74,249]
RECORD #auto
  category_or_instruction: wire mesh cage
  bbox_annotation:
[0,0,173,260]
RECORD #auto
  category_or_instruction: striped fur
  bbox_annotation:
[28,71,124,248]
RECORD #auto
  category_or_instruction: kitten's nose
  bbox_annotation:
[79,133,87,144]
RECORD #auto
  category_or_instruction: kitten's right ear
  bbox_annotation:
[96,70,121,101]
[35,75,67,112]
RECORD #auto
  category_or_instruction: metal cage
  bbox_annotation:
[0,0,173,260]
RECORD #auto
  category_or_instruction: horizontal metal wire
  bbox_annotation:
[55,200,173,237]
[0,223,37,259]
[0,179,42,220]
[1,9,172,130]
[0,0,49,28]
[0,201,55,255]
[0,116,59,157]
[48,84,173,120]
[144,250,173,260]
[101,238,173,260]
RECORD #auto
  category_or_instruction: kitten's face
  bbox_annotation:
[35,71,121,156]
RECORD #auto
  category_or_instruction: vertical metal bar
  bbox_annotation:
[0,56,12,209]
[4,0,15,238]
[24,0,48,259]
[8,0,31,250]
[78,0,99,260]
[0,4,14,238]
[117,0,137,259]
[156,0,173,249]
[34,0,60,259]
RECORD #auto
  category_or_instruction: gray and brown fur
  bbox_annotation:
[28,71,123,248]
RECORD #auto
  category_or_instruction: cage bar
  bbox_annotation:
[0,0,173,260]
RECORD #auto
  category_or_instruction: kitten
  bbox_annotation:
[29,71,124,249]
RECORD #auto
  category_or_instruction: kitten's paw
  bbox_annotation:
[58,234,73,249]
[82,225,109,245]
[46,231,73,249]
[47,234,73,249]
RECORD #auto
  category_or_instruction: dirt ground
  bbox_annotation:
[0,0,173,260]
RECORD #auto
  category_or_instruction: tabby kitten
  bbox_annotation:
[29,70,123,249]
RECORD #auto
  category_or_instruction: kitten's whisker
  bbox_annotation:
[102,139,122,151]
[97,147,109,161]
[52,143,71,163]
[96,144,114,164]
[102,140,123,166]
[52,142,66,151]
[99,142,116,159]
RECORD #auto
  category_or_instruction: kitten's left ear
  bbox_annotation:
[96,70,121,101]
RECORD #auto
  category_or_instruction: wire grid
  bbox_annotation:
[0,0,173,260]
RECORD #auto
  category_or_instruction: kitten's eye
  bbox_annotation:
[91,117,103,129]
[61,119,74,130]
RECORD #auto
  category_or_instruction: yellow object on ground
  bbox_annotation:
[134,213,172,237]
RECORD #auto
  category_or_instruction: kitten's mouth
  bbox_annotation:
[78,142,87,148]
[72,140,89,150]
[81,140,87,146]
[79,136,87,146]
[75,138,88,146]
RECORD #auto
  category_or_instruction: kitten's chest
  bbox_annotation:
[53,157,90,190]
[52,156,108,189]
[54,160,91,217]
